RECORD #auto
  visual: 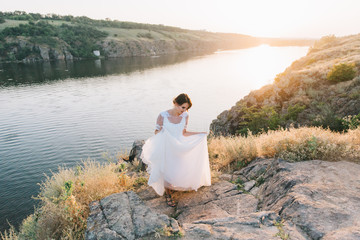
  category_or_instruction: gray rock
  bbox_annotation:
[39,46,50,60]
[322,226,360,240]
[244,159,360,240]
[137,186,159,201]
[244,180,256,192]
[182,214,280,240]
[231,173,248,183]
[128,140,146,171]
[250,186,260,195]
[213,193,258,217]
[85,191,177,240]
[87,159,360,240]
[237,157,271,180]
[219,173,232,181]
[64,50,73,60]
[174,181,237,210]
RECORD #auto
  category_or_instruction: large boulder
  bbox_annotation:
[139,180,301,240]
[237,158,360,240]
[85,191,179,240]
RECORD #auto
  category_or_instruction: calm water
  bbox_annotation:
[0,45,308,231]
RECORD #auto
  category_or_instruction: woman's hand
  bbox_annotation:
[183,129,207,136]
[155,128,162,135]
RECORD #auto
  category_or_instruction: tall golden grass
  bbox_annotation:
[208,126,360,171]
[1,159,147,240]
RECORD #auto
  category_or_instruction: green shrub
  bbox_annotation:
[0,21,108,59]
[285,104,306,121]
[313,112,347,132]
[327,63,356,83]
[237,105,282,136]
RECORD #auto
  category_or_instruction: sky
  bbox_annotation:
[2,0,360,38]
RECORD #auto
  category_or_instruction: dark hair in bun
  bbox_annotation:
[173,93,192,109]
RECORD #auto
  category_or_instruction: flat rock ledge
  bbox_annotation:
[85,191,178,240]
[86,159,360,240]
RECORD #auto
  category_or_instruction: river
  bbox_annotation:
[0,45,308,231]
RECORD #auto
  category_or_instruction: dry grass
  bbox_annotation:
[0,226,18,240]
[2,126,360,239]
[1,157,148,240]
[208,126,360,171]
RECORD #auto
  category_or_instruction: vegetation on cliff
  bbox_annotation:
[0,21,108,60]
[0,11,313,63]
[0,11,250,62]
[211,34,360,135]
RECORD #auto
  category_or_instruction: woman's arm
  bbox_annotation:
[154,114,163,135]
[183,129,207,136]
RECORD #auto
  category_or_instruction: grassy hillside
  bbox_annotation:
[0,11,313,62]
[0,11,254,62]
[211,34,360,135]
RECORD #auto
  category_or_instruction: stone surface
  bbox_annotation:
[128,140,146,171]
[85,191,177,240]
[240,158,360,240]
[244,180,256,192]
[219,173,233,181]
[139,180,291,240]
[182,215,280,240]
[250,186,260,196]
[87,158,360,240]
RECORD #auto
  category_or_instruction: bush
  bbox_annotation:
[237,105,282,136]
[284,104,306,121]
[312,110,347,132]
[327,63,356,83]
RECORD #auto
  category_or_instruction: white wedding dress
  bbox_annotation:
[141,110,211,196]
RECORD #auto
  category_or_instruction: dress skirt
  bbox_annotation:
[141,127,211,196]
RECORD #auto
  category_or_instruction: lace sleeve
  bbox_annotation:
[184,114,189,130]
[155,113,164,131]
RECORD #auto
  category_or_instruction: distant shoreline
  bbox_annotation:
[0,11,315,64]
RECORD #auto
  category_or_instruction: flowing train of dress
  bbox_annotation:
[141,111,211,196]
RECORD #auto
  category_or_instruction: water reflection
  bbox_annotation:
[0,52,213,87]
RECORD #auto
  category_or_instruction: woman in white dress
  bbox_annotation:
[141,93,211,207]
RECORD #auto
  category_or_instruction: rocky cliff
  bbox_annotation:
[0,17,260,63]
[0,13,314,63]
[211,34,360,135]
[0,36,220,63]
[86,158,360,239]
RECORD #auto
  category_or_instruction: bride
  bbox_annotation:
[141,93,211,207]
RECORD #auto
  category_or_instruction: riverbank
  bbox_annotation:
[0,11,314,63]
[1,126,359,239]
